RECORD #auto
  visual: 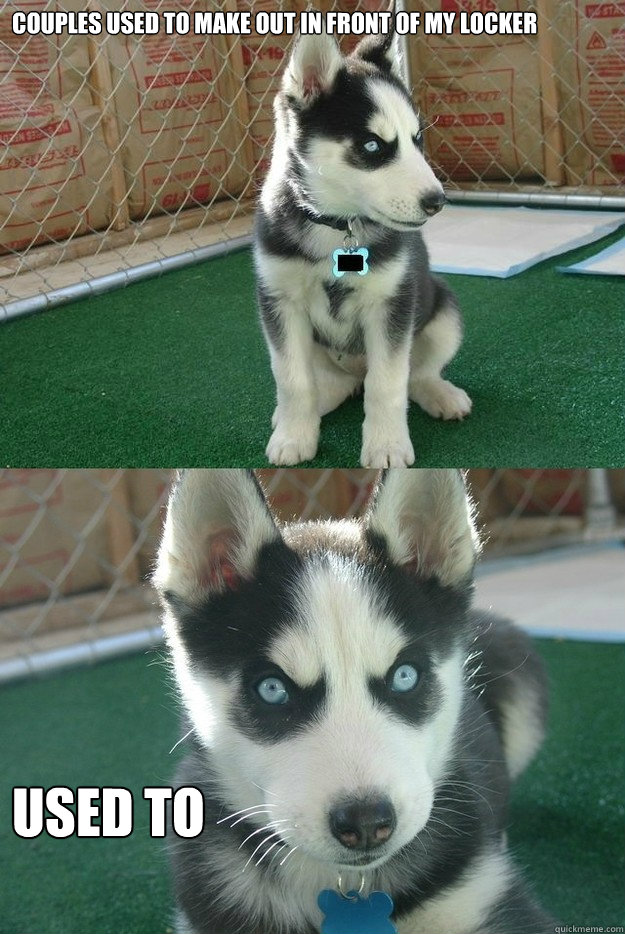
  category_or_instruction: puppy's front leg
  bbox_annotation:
[264,298,320,465]
[360,315,414,467]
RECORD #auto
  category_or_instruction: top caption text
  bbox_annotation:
[12,9,538,37]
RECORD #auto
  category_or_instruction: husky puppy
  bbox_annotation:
[155,469,554,934]
[254,24,472,467]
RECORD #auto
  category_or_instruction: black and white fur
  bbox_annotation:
[254,25,472,467]
[155,469,554,934]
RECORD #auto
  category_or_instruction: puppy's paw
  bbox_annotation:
[266,423,319,465]
[360,429,415,468]
[410,378,472,421]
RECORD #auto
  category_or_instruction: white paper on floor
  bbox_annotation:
[558,235,625,276]
[422,204,625,278]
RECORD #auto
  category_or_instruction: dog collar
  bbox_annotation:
[301,208,362,233]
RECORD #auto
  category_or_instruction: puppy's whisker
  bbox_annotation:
[434,806,479,821]
[255,837,289,867]
[169,728,194,755]
[216,804,277,825]
[218,803,278,819]
[420,114,439,133]
[268,841,290,867]
[242,831,285,872]
[250,781,281,799]
[279,845,299,867]
[414,830,428,856]
[238,820,290,849]
[229,809,278,828]
[428,816,472,837]
[216,804,280,824]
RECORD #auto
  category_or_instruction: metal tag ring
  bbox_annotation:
[344,217,359,252]
[337,872,366,900]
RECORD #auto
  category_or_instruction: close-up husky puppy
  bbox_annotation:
[254,19,472,468]
[155,469,555,934]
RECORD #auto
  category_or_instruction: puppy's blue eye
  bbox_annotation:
[363,139,380,153]
[390,664,419,693]
[257,677,289,705]
[413,132,423,146]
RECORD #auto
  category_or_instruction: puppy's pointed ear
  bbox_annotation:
[365,470,480,587]
[351,6,399,76]
[154,470,280,603]
[283,33,342,105]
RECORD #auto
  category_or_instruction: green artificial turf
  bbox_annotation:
[0,639,623,934]
[3,228,625,467]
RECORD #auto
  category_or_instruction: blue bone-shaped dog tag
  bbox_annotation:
[332,247,369,278]
[318,888,397,934]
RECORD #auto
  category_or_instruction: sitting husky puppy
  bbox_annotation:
[155,469,554,934]
[254,25,472,467]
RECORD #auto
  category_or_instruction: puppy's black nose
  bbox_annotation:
[420,190,446,216]
[329,797,396,850]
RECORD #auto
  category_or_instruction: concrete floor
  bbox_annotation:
[475,542,625,641]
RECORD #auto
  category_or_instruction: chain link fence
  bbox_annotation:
[1,468,623,682]
[1,0,623,316]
